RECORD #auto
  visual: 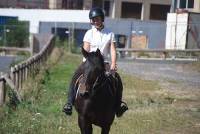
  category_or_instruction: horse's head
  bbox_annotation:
[81,47,105,92]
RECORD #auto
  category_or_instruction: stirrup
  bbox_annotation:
[116,101,128,117]
[121,101,128,107]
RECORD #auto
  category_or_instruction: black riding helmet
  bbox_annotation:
[89,7,105,22]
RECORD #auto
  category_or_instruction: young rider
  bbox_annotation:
[63,7,128,117]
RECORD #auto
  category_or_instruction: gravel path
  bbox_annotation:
[118,59,200,90]
[0,56,16,73]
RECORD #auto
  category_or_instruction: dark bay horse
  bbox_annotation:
[74,48,119,134]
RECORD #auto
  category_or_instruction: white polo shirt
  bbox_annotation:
[83,26,116,61]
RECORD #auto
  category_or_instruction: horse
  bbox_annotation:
[74,47,121,134]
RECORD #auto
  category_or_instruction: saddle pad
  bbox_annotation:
[75,75,87,99]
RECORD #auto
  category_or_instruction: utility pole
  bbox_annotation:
[3,25,10,47]
[3,25,6,46]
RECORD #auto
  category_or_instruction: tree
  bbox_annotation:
[5,20,29,47]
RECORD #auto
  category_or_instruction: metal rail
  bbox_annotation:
[116,48,200,59]
[0,47,30,53]
[117,48,200,52]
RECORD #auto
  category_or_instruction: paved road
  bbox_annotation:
[118,59,200,90]
[0,56,16,73]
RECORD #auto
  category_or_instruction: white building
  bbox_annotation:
[0,8,89,33]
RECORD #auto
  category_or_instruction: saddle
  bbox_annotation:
[75,72,118,99]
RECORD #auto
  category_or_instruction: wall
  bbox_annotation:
[187,12,200,49]
[110,0,171,20]
[49,0,62,9]
[0,0,16,8]
[40,18,166,49]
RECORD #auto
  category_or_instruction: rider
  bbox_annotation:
[63,7,128,117]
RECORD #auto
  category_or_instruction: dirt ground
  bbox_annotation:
[118,59,200,91]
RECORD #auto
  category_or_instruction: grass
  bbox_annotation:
[0,47,200,134]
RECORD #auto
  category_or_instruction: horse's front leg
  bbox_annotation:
[101,126,111,134]
[78,115,93,134]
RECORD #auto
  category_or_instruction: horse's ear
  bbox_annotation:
[96,48,101,56]
[82,47,89,58]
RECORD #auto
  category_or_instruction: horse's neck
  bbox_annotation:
[90,75,112,97]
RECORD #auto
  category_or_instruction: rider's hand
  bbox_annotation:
[110,63,117,71]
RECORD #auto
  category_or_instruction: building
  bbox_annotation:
[166,0,200,50]
[0,0,16,8]
[49,0,62,9]
[0,0,171,21]
[0,0,49,9]
[2,0,199,50]
[172,0,200,13]
[79,0,172,21]
[1,0,200,21]
[110,0,171,21]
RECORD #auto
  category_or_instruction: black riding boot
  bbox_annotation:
[63,85,74,115]
[116,101,128,117]
[114,73,128,117]
[63,64,84,116]
[63,103,73,115]
[63,80,76,115]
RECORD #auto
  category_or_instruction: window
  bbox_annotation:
[178,0,194,9]
[92,0,103,8]
[121,2,142,19]
[103,1,110,16]
[188,0,194,8]
[150,4,170,20]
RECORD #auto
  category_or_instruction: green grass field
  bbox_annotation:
[0,47,200,134]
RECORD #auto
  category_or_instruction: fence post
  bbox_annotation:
[22,63,26,82]
[10,67,16,85]
[4,74,21,102]
[15,65,19,90]
[0,77,6,106]
[25,62,28,80]
[18,64,22,90]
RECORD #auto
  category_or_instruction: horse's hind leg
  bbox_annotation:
[101,126,111,134]
[78,116,93,134]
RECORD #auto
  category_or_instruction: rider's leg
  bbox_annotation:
[63,63,84,115]
[104,62,128,117]
[114,73,128,117]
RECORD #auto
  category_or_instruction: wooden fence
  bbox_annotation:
[0,35,55,105]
